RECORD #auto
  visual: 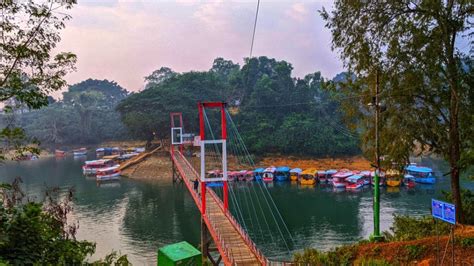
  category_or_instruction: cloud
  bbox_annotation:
[55,1,343,93]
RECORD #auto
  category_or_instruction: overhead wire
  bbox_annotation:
[249,0,260,58]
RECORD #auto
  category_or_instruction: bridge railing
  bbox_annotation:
[174,151,268,265]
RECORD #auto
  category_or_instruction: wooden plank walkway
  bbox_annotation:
[172,151,264,265]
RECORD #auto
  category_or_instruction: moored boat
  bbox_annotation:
[317,171,327,183]
[253,168,264,181]
[346,175,365,190]
[245,171,254,181]
[227,171,238,181]
[237,170,247,181]
[55,149,66,157]
[275,166,290,181]
[405,165,435,184]
[96,165,121,181]
[403,174,416,188]
[326,169,338,182]
[299,168,317,185]
[332,170,352,188]
[262,167,276,182]
[290,168,302,181]
[73,147,87,156]
[82,159,117,175]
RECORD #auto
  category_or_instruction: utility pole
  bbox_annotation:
[372,70,382,241]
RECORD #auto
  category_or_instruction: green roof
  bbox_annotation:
[159,241,201,262]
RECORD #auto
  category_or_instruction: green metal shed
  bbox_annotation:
[157,241,202,265]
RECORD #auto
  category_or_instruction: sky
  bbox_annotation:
[55,0,342,93]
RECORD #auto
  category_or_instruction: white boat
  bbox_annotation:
[96,165,121,181]
[73,148,87,156]
[82,159,116,175]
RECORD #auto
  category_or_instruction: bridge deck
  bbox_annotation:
[172,151,264,265]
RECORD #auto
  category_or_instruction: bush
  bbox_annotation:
[382,215,450,241]
[404,244,426,260]
[354,257,391,266]
[293,245,357,265]
[0,178,130,265]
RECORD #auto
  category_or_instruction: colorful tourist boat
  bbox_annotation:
[227,171,238,181]
[332,170,352,188]
[317,171,327,183]
[290,168,302,181]
[346,175,365,190]
[237,170,247,181]
[245,171,254,181]
[275,166,290,181]
[73,147,87,156]
[262,167,276,182]
[405,165,435,184]
[326,169,338,182]
[55,149,66,157]
[96,147,121,158]
[403,174,416,188]
[299,168,317,185]
[96,165,121,181]
[386,177,401,187]
[253,168,264,181]
[82,159,117,175]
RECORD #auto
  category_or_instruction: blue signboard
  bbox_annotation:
[431,199,456,224]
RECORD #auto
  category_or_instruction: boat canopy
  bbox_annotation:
[386,169,401,176]
[254,168,265,173]
[97,165,120,173]
[406,165,433,173]
[85,159,112,165]
[347,175,363,182]
[333,171,353,178]
[326,169,338,175]
[290,168,302,173]
[275,166,290,172]
[264,167,276,173]
[360,170,371,176]
[301,168,317,176]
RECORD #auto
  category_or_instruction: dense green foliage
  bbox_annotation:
[0,179,95,264]
[5,79,130,146]
[0,179,130,265]
[0,0,77,158]
[293,245,359,265]
[117,57,360,156]
[321,0,473,222]
[443,189,474,225]
[382,215,450,241]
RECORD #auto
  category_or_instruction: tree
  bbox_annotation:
[321,1,473,222]
[144,67,178,89]
[0,0,77,158]
[16,79,129,146]
[117,57,359,157]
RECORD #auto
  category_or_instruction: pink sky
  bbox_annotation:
[56,0,342,93]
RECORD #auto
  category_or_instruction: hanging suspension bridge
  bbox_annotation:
[169,102,295,265]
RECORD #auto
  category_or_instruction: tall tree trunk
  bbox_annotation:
[449,84,463,224]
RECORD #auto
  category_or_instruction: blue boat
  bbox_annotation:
[405,165,435,184]
[253,168,265,181]
[275,166,290,181]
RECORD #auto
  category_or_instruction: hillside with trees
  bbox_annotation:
[117,56,360,156]
[4,79,130,147]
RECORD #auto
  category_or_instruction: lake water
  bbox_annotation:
[1,156,472,264]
